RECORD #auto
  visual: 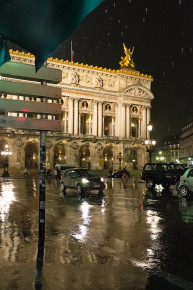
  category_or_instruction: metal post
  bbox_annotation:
[39,130,46,240]
[149,149,152,163]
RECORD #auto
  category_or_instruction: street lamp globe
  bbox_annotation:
[145,140,149,145]
[152,140,156,146]
[147,123,153,132]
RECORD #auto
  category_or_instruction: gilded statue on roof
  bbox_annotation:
[119,43,135,69]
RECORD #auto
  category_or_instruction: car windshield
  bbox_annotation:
[76,169,97,177]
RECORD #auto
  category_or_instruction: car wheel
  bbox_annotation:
[179,185,189,197]
[76,184,84,195]
[145,179,155,190]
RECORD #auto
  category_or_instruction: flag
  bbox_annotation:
[71,41,74,62]
[0,0,104,71]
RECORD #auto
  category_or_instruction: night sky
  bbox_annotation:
[8,0,193,142]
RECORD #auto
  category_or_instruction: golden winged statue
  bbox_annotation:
[119,43,135,69]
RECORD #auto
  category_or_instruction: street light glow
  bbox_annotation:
[147,124,153,132]
[146,124,156,162]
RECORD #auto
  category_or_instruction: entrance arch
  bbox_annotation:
[103,146,113,169]
[131,148,138,170]
[25,142,38,169]
[79,145,90,168]
[0,140,7,168]
[53,143,66,166]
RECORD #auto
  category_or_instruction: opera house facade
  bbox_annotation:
[0,48,154,171]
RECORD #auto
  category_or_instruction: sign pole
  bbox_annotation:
[39,130,46,240]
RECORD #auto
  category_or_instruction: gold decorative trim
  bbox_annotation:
[9,49,153,79]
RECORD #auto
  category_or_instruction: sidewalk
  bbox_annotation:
[0,168,141,179]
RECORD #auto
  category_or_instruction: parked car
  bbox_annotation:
[108,169,130,178]
[141,162,186,190]
[54,163,80,178]
[60,168,105,194]
[178,167,193,197]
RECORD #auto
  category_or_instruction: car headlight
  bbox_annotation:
[101,177,104,182]
[82,178,89,184]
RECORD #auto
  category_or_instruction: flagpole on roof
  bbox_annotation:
[71,41,74,62]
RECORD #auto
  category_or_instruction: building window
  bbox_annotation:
[80,113,90,134]
[104,116,112,136]
[131,119,138,137]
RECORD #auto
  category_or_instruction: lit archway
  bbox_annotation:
[131,148,138,170]
[103,146,113,169]
[79,145,90,168]
[53,143,66,166]
[25,142,38,169]
[0,140,7,168]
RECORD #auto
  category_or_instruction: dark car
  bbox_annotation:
[108,169,130,178]
[141,162,186,190]
[61,168,105,194]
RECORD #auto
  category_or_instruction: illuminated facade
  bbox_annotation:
[0,50,154,171]
[179,118,193,165]
[153,136,180,163]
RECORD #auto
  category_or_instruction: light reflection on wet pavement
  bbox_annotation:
[1,178,193,289]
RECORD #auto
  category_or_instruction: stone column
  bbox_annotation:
[74,99,79,135]
[92,101,98,136]
[63,112,66,132]
[98,102,102,137]
[112,117,115,136]
[117,103,122,138]
[121,104,126,138]
[126,104,130,138]
[89,114,92,134]
[115,104,118,137]
[142,106,146,139]
[138,119,141,137]
[79,113,81,134]
[68,97,74,135]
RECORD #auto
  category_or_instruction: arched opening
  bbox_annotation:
[25,142,38,169]
[53,143,66,166]
[0,140,8,168]
[131,148,138,170]
[103,146,113,169]
[79,145,90,168]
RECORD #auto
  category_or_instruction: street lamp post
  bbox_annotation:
[1,144,12,177]
[117,152,123,169]
[145,124,156,162]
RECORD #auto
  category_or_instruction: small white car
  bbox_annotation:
[178,167,193,197]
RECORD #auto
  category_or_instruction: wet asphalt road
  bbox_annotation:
[1,177,193,289]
